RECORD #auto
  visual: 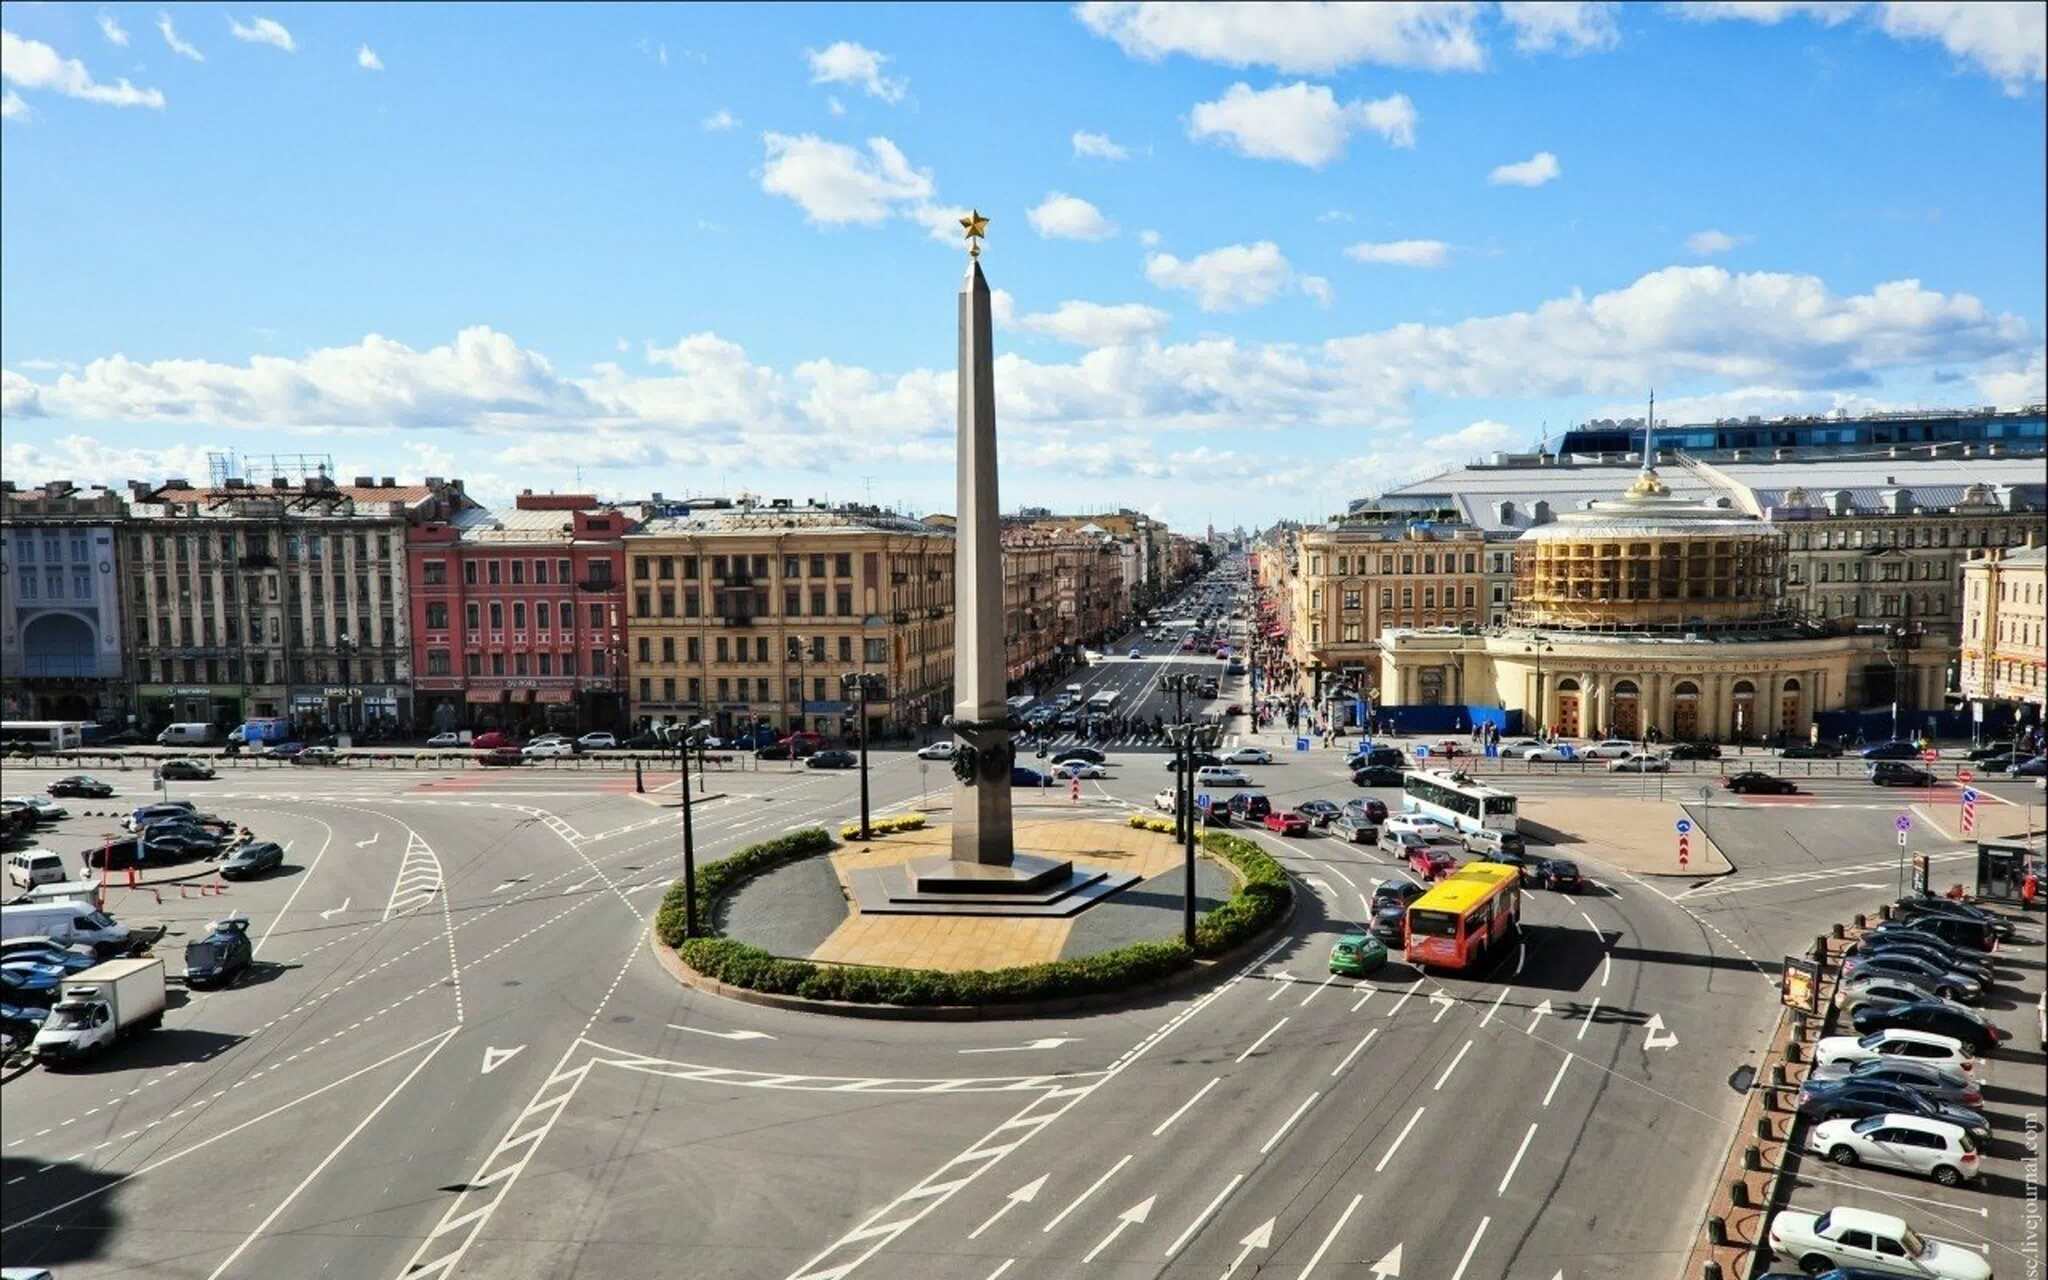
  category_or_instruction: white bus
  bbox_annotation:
[1086,690,1122,714]
[0,721,87,755]
[1402,769,1518,834]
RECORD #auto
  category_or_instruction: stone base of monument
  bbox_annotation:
[844,849,1139,917]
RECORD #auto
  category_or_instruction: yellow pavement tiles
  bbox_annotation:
[1516,794,1735,876]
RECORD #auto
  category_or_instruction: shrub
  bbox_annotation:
[1194,831,1292,957]
[1127,814,1176,833]
[839,813,929,841]
[655,826,834,946]
[679,936,1194,1007]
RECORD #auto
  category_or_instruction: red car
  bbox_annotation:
[476,746,525,767]
[1263,810,1311,836]
[472,730,513,750]
[1408,848,1458,880]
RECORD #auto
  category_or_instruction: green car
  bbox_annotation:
[1329,932,1388,977]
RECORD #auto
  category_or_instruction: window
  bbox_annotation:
[785,587,802,616]
[562,651,578,675]
[488,602,504,630]
[687,637,701,662]
[659,590,676,617]
[810,555,826,577]
[512,602,527,629]
[590,649,608,675]
[687,676,701,702]
[1380,588,1392,608]
[635,556,652,580]
[784,556,800,578]
[1342,623,1361,642]
[663,677,676,701]
[466,653,482,676]
[514,652,529,676]
[557,558,571,583]
[487,560,501,585]
[465,602,481,631]
[491,652,506,675]
[640,677,653,701]
[834,553,852,576]
[537,601,551,630]
[716,637,730,662]
[838,636,853,661]
[1342,590,1361,610]
[510,560,524,585]
[1401,587,1413,608]
[836,588,853,615]
[638,638,652,662]
[426,602,449,629]
[535,559,550,584]
[423,560,447,586]
[658,556,673,578]
[864,638,886,663]
[682,556,699,579]
[635,590,651,617]
[717,677,731,700]
[662,637,676,663]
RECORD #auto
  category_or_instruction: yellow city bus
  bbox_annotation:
[1404,863,1521,972]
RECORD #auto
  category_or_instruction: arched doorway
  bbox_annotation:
[1672,680,1700,740]
[1611,679,1641,739]
[1778,676,1802,736]
[1731,679,1757,741]
[22,611,96,675]
[1554,677,1581,738]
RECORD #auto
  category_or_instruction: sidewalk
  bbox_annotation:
[1514,794,1733,877]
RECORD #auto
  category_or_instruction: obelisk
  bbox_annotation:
[951,210,1016,866]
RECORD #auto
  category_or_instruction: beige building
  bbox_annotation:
[1959,542,2045,717]
[622,502,954,740]
[999,528,1061,683]
[1379,465,1950,741]
[1287,517,1485,703]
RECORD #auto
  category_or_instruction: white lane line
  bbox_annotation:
[1579,909,1600,934]
[1350,988,1374,1014]
[984,1261,1014,1280]
[1265,972,1297,1003]
[1260,1092,1321,1155]
[1497,1123,1538,1196]
[1041,1154,1130,1234]
[1542,1055,1570,1106]
[1299,1192,1362,1280]
[1374,1106,1425,1173]
[1386,978,1424,1018]
[1163,1173,1243,1260]
[1577,997,1602,1039]
[254,813,334,955]
[1601,954,1612,988]
[1298,975,1338,1008]
[1434,1040,1474,1091]
[1152,1078,1219,1138]
[1332,1030,1378,1077]
[1479,988,1509,1028]
[1450,1215,1491,1280]
[1236,1017,1288,1064]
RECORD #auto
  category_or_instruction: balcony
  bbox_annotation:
[723,614,757,627]
[926,605,945,619]
[892,610,911,624]
[577,576,619,593]
[891,571,910,584]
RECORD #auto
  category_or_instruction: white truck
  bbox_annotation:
[31,956,166,1065]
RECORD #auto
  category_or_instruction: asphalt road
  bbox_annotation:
[2,636,2041,1278]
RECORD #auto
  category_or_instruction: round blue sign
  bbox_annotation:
[1675,818,1693,834]
[1895,814,1912,832]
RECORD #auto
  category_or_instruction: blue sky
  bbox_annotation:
[3,2,2043,531]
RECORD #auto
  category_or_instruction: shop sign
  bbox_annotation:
[1779,956,1820,1014]
[171,686,213,696]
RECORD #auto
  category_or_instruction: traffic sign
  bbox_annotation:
[1677,835,1691,868]
[1897,829,1908,848]
[1675,818,1694,835]
[1295,736,1310,753]
[1895,814,1913,833]
[1414,745,1431,760]
[1960,803,1977,836]
[1957,768,1974,784]
[1961,788,1979,803]
[1195,792,1212,811]
[1921,748,1938,763]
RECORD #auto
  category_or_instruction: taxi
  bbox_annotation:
[1329,931,1389,977]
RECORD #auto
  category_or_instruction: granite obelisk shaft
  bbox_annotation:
[952,255,1015,866]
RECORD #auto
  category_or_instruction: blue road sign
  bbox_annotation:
[1895,814,1912,832]
[1414,745,1431,759]
[1675,818,1693,835]
[1961,788,1979,803]
[1196,792,1212,810]
[1295,736,1311,753]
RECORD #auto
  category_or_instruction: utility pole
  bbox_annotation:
[677,718,708,937]
[842,671,885,839]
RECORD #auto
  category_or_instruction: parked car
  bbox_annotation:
[1869,761,1937,788]
[1607,752,1669,773]
[1849,1000,2008,1055]
[1535,858,1584,891]
[1724,771,1799,796]
[1807,1114,1979,1186]
[155,759,216,782]
[1296,800,1340,827]
[1840,950,1983,1002]
[1331,812,1379,844]
[1328,932,1388,977]
[122,801,197,832]
[1052,747,1107,766]
[1218,747,1271,765]
[46,775,114,799]
[1263,810,1311,836]
[1152,788,1179,812]
[1963,740,2015,762]
[220,841,285,879]
[1351,765,1407,788]
[1765,1205,1989,1280]
[1860,740,1922,761]
[1814,1029,1976,1077]
[1816,1058,1983,1107]
[2011,754,2047,777]
[1868,914,1998,955]
[477,747,526,767]
[3,797,68,823]
[1794,1077,1988,1140]
[182,914,253,989]
[1581,739,1640,760]
[1836,973,1949,1018]
[1780,741,1847,759]
[1893,896,2017,941]
[806,750,858,770]
[916,741,956,761]
[1194,766,1251,788]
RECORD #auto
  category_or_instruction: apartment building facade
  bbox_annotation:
[0,481,130,722]
[1288,518,1487,703]
[999,528,1061,685]
[622,503,955,741]
[1958,541,2045,719]
[407,493,633,735]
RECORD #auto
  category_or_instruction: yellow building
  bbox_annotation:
[1959,541,2045,717]
[621,503,953,740]
[1287,517,1485,705]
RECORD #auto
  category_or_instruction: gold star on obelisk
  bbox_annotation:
[960,208,989,257]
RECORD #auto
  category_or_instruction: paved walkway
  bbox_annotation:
[1517,794,1734,877]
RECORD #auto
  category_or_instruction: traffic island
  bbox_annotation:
[1516,794,1735,878]
[649,821,1293,1018]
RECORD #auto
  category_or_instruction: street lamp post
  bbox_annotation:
[787,635,808,772]
[841,671,886,840]
[675,717,709,938]
[335,633,362,746]
[1525,633,1554,738]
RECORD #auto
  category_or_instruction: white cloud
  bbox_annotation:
[827,95,845,116]
[1145,241,1300,312]
[989,289,1016,327]
[2,432,221,486]
[1138,228,1161,247]
[356,43,382,71]
[1300,275,1335,308]
[1071,129,1130,160]
[1076,1,1488,73]
[157,11,203,61]
[1317,209,1355,223]
[97,13,130,47]
[805,40,906,102]
[1188,81,1417,166]
[701,107,738,131]
[1685,228,1745,255]
[1345,238,1451,267]
[1,88,27,120]
[759,132,934,226]
[1974,348,2046,404]
[1428,419,1522,452]
[1488,150,1561,186]
[1677,2,2043,96]
[1,30,166,109]
[1027,191,1118,241]
[1499,2,1620,52]
[1018,301,1171,346]
[228,16,296,53]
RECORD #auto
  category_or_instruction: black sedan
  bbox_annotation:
[47,775,114,799]
[1052,747,1107,766]
[1351,765,1406,787]
[220,841,285,879]
[1860,740,1921,760]
[1372,878,1427,911]
[1343,798,1390,824]
[1164,752,1224,773]
[183,915,253,989]
[1854,932,1994,983]
[1723,771,1798,795]
[1535,859,1584,891]
[1483,848,1541,881]
[1895,896,2016,940]
[1779,741,1845,759]
[1794,1078,1988,1140]
[1848,1000,2009,1055]
[1964,741,2015,761]
[155,759,217,781]
[1296,800,1341,828]
[1869,763,1937,788]
[1835,1058,1983,1107]
[1664,741,1722,761]
[805,750,858,770]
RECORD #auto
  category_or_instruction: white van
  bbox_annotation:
[22,879,103,907]
[0,901,132,956]
[156,722,216,747]
[6,849,69,891]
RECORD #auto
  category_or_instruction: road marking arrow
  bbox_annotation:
[318,898,351,920]
[1266,970,1299,1002]
[968,1174,1046,1240]
[1082,1196,1154,1264]
[1370,1243,1404,1278]
[958,1037,1078,1055]
[1525,999,1554,1035]
[566,878,592,893]
[480,1044,524,1075]
[491,876,530,894]
[667,1024,776,1041]
[353,832,379,848]
[1221,1218,1275,1279]
[1429,989,1456,1023]
[1643,1013,1679,1052]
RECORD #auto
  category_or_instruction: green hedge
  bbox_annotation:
[655,826,835,946]
[654,818,1292,1008]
